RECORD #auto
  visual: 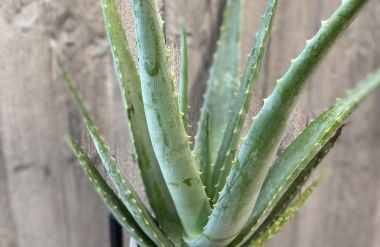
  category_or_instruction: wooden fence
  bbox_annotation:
[1,0,379,246]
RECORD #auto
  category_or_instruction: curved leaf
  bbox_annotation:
[234,128,342,246]
[131,0,210,237]
[179,21,190,135]
[59,61,174,247]
[100,0,182,241]
[212,0,279,203]
[193,0,244,194]
[246,174,327,247]
[68,139,155,247]
[235,68,380,245]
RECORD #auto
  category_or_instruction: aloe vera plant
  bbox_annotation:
[61,0,380,246]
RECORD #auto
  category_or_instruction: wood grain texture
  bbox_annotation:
[0,0,129,246]
[0,0,379,247]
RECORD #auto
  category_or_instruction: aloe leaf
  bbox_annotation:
[100,0,182,242]
[131,0,211,237]
[179,21,190,135]
[233,129,342,246]
[245,174,327,247]
[211,0,279,203]
[193,0,243,192]
[68,139,155,247]
[58,61,174,247]
[252,129,340,236]
[233,68,380,245]
[189,1,369,246]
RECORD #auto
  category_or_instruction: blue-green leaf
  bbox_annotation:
[59,60,174,247]
[193,0,244,193]
[100,0,182,241]
[245,174,327,247]
[179,20,190,135]
[234,128,342,246]
[212,0,279,203]
[68,139,155,247]
[132,0,210,237]
[234,68,380,245]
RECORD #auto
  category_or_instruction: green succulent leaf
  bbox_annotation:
[179,21,190,135]
[58,60,174,247]
[193,0,243,193]
[246,174,327,247]
[234,68,380,246]
[234,128,342,246]
[68,139,155,247]
[211,0,279,203]
[100,0,182,241]
[131,0,210,237]
[189,1,369,246]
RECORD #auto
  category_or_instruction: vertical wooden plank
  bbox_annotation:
[0,2,72,245]
[0,9,19,245]
[0,0,115,246]
[0,132,18,247]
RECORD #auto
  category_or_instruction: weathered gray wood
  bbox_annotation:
[1,0,380,247]
[0,131,17,247]
[0,0,112,246]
